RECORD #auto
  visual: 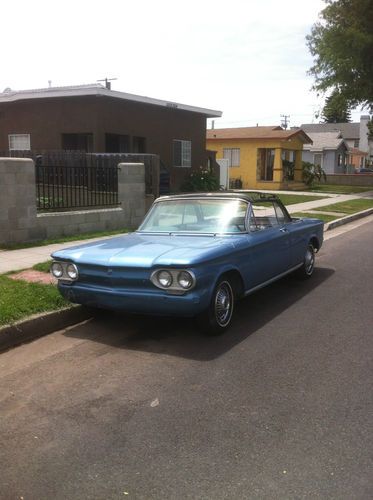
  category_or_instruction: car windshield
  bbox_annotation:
[138,198,248,233]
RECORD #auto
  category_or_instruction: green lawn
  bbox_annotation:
[312,198,373,214]
[238,190,329,205]
[0,228,128,250]
[33,260,53,273]
[0,275,69,326]
[309,184,373,194]
[276,194,329,205]
[292,212,337,224]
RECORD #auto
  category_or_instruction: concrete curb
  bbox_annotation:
[325,207,373,231]
[0,306,93,353]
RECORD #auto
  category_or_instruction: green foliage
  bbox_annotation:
[0,275,69,326]
[276,194,329,205]
[282,159,295,181]
[181,167,220,192]
[292,212,337,223]
[322,89,351,122]
[33,260,53,273]
[307,0,373,110]
[37,196,64,208]
[309,184,372,194]
[302,161,327,186]
[312,198,373,214]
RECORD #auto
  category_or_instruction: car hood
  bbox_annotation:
[51,232,240,268]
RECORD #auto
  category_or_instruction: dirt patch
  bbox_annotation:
[9,270,57,285]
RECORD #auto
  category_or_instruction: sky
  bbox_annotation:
[0,0,364,128]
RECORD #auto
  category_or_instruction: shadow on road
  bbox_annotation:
[64,267,335,361]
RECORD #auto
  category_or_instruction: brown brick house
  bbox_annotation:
[0,84,221,190]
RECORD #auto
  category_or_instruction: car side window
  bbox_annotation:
[274,201,291,225]
[250,201,279,230]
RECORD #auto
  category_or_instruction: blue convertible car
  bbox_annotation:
[51,192,324,334]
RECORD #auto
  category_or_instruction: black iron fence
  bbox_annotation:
[86,153,160,196]
[0,150,164,210]
[35,164,119,211]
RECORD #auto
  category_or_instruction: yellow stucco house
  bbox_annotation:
[206,126,312,190]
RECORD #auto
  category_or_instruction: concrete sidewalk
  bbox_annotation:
[1,190,373,274]
[0,235,121,274]
[286,193,366,213]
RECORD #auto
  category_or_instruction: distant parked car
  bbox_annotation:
[51,192,324,334]
[355,168,373,174]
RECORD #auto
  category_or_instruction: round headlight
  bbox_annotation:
[177,271,193,289]
[66,263,78,280]
[158,270,172,288]
[51,262,63,278]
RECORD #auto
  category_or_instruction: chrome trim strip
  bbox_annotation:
[244,263,303,296]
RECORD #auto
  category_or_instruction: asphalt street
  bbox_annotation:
[0,220,372,500]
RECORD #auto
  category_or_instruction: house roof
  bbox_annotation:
[206,126,312,143]
[300,122,359,139]
[0,83,222,118]
[302,131,348,152]
[350,147,368,156]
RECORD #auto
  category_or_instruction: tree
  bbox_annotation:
[307,0,373,111]
[322,89,351,122]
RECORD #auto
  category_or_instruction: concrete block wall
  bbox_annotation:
[0,159,146,245]
[325,174,373,186]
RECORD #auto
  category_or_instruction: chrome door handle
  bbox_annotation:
[279,227,288,233]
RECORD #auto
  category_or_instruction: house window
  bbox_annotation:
[337,154,343,166]
[223,148,240,167]
[313,153,322,167]
[8,134,31,151]
[62,133,93,152]
[354,139,359,148]
[173,140,191,167]
[105,133,130,153]
[257,149,275,181]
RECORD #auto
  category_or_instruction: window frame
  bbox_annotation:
[223,148,240,167]
[8,133,31,151]
[248,200,291,231]
[257,148,275,181]
[138,197,251,234]
[173,139,192,167]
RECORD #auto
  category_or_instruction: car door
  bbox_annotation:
[244,201,291,288]
[274,202,308,267]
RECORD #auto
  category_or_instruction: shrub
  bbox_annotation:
[180,167,220,192]
[302,161,327,186]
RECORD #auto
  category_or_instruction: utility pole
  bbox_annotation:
[97,77,117,90]
[280,114,290,130]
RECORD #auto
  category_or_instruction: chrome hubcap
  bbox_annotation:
[305,247,315,275]
[215,282,233,327]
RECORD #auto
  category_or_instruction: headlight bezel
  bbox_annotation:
[66,263,79,280]
[177,271,194,290]
[51,261,63,278]
[151,269,196,292]
[50,260,79,281]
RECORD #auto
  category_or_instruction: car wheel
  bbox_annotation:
[197,277,235,335]
[296,243,315,279]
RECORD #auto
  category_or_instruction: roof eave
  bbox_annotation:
[0,86,222,117]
